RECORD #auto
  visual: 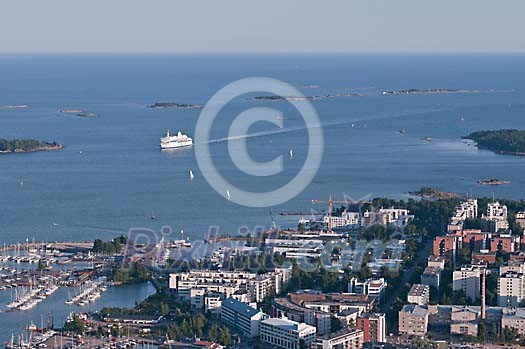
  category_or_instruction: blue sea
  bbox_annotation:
[0,53,524,245]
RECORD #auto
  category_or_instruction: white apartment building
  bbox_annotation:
[204,293,223,315]
[221,297,266,338]
[170,270,256,290]
[407,284,430,306]
[260,318,317,349]
[249,275,274,303]
[453,266,481,302]
[486,201,508,220]
[482,201,509,232]
[457,199,479,220]
[266,239,324,259]
[516,211,525,229]
[314,328,363,349]
[378,208,413,227]
[448,199,478,232]
[498,272,525,307]
[348,277,388,302]
[324,210,361,229]
[169,267,292,304]
[177,282,240,309]
[324,208,413,229]
[427,255,446,270]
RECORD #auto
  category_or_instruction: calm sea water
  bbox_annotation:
[0,54,524,245]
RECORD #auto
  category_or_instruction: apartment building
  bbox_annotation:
[421,266,442,289]
[356,313,386,343]
[272,292,376,335]
[260,318,316,349]
[502,308,525,335]
[491,235,516,253]
[427,255,446,270]
[169,267,292,305]
[314,328,363,349]
[221,297,266,338]
[265,238,324,259]
[348,277,388,303]
[433,235,460,258]
[450,307,479,337]
[498,272,525,307]
[448,199,478,232]
[398,305,429,336]
[407,284,430,306]
[482,201,509,232]
[453,266,481,302]
[516,211,525,229]
[324,207,413,229]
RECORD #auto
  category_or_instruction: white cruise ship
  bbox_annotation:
[160,130,193,149]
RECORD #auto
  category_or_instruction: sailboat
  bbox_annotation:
[226,189,231,200]
[289,147,294,160]
[189,169,195,181]
[151,210,156,220]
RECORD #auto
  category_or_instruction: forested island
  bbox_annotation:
[464,129,525,155]
[148,102,203,109]
[408,186,461,199]
[0,139,62,154]
[477,178,511,185]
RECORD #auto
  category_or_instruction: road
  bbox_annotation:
[382,237,433,334]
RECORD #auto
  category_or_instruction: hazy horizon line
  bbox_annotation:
[1,50,525,55]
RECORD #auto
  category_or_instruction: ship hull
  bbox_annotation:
[160,141,193,149]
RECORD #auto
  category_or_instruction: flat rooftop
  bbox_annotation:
[408,284,429,296]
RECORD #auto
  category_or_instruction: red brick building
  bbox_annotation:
[356,313,386,343]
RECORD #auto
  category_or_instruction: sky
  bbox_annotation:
[0,0,523,53]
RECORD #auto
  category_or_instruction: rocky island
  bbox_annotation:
[477,178,511,185]
[409,186,461,199]
[148,102,203,109]
[381,88,488,95]
[59,109,97,118]
[464,129,525,155]
[254,93,361,102]
[0,139,63,154]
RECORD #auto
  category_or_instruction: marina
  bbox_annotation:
[65,280,107,306]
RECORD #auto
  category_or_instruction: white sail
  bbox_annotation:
[226,189,231,200]
[189,170,195,181]
[289,147,294,159]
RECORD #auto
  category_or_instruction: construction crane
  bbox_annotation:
[311,195,371,232]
